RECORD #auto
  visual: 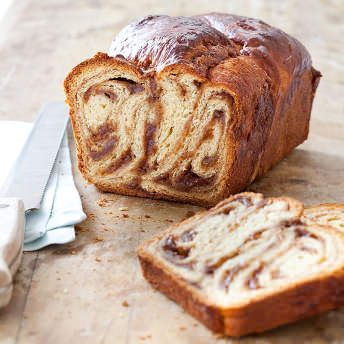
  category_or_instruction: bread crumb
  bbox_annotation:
[165,219,174,223]
[88,213,95,220]
[144,214,151,218]
[71,250,76,255]
[122,214,129,218]
[122,300,129,307]
[95,257,102,262]
[97,198,108,207]
[185,210,196,218]
[96,198,111,208]
[119,207,129,211]
[140,229,147,233]
[94,237,103,242]
[139,334,152,340]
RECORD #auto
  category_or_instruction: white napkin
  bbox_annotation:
[0,121,86,251]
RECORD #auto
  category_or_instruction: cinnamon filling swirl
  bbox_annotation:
[150,194,338,306]
[79,71,233,199]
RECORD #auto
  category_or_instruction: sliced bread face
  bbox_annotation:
[64,53,236,207]
[138,193,344,336]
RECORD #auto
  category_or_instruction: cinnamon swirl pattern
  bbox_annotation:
[66,59,234,205]
[138,193,344,336]
[65,14,320,206]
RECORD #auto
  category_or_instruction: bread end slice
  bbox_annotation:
[138,193,344,336]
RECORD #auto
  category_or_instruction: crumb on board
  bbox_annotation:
[185,210,196,218]
[95,257,102,262]
[122,300,129,307]
[71,250,76,255]
[119,207,129,211]
[139,335,152,340]
[140,229,147,233]
[96,198,113,207]
[122,214,129,218]
[165,219,174,223]
[144,214,151,218]
[93,237,104,242]
[97,199,107,207]
[87,213,96,220]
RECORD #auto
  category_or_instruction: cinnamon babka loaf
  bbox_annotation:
[64,14,321,206]
[138,193,344,336]
[304,204,344,232]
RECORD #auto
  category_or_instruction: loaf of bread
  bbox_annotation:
[64,14,321,206]
[304,203,344,232]
[138,192,344,336]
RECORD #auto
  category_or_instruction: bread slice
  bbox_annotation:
[304,204,344,232]
[64,14,320,207]
[138,192,344,337]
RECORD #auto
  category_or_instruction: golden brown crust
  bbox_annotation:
[65,14,321,206]
[138,253,225,333]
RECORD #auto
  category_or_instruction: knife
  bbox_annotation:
[0,101,69,211]
[0,102,69,308]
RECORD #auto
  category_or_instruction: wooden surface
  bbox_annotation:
[0,0,344,343]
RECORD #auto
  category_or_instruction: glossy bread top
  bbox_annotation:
[108,13,318,84]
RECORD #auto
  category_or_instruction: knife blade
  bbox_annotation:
[0,102,69,211]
